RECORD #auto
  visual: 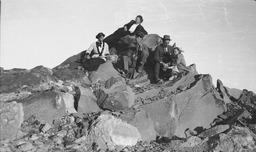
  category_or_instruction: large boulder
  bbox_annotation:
[89,113,141,151]
[141,98,178,138]
[142,34,162,51]
[0,66,55,93]
[75,85,100,116]
[93,76,135,111]
[119,109,157,141]
[21,91,66,124]
[173,74,226,138]
[0,101,24,141]
[89,62,120,84]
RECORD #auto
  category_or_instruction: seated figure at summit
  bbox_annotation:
[104,15,148,48]
[80,32,110,71]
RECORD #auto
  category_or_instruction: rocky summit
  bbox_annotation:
[1,34,256,152]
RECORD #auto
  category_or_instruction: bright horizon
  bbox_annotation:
[1,0,256,92]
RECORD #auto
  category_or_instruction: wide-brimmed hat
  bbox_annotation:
[162,35,171,41]
[96,32,105,39]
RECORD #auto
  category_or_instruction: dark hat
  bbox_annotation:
[96,32,105,39]
[135,31,145,38]
[162,35,171,41]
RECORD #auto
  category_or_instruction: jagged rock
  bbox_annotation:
[120,109,157,141]
[89,113,141,151]
[29,134,40,141]
[198,124,230,138]
[61,93,77,113]
[141,97,178,138]
[213,126,256,152]
[164,64,198,93]
[181,136,202,147]
[41,123,52,133]
[94,77,135,111]
[225,87,242,100]
[0,66,55,93]
[216,79,233,104]
[57,130,68,137]
[174,74,226,138]
[19,142,34,151]
[0,101,24,141]
[75,85,100,116]
[21,91,66,124]
[89,62,120,84]
[237,89,256,113]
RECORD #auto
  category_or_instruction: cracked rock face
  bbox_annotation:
[174,74,226,138]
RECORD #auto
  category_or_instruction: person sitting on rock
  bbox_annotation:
[122,32,149,79]
[104,15,148,49]
[153,35,175,83]
[81,32,110,71]
[168,47,190,80]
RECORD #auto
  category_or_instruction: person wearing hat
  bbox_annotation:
[122,31,149,78]
[81,32,109,71]
[153,35,175,83]
[104,15,148,48]
[86,32,109,59]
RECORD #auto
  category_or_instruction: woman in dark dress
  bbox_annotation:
[104,15,148,48]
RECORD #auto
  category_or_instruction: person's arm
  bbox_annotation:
[124,20,135,31]
[87,43,94,55]
[140,45,149,65]
[177,54,186,66]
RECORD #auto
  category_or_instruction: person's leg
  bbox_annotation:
[154,62,163,82]
[123,56,131,72]
[82,58,105,71]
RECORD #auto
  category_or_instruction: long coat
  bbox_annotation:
[154,44,174,64]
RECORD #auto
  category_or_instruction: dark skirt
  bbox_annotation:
[82,58,105,71]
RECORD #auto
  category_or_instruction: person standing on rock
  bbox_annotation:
[104,15,148,49]
[81,32,110,71]
[122,31,149,79]
[153,35,175,83]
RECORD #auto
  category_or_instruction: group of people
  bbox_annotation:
[80,15,189,83]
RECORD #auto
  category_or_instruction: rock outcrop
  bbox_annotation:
[1,32,256,152]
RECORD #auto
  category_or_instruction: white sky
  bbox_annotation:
[1,0,256,92]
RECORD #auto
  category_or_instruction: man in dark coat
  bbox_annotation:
[154,35,175,83]
[122,31,149,79]
[104,15,148,49]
